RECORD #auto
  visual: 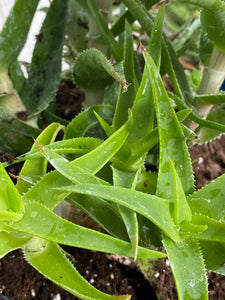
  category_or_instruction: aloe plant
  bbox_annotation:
[1,0,225,299]
[0,0,68,152]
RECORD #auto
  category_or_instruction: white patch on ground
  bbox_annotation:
[31,289,36,297]
[52,293,61,300]
[198,157,204,164]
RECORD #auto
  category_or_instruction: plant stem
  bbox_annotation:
[85,0,114,107]
[190,46,225,131]
[0,71,14,94]
[88,0,113,54]
[197,47,225,94]
[85,89,105,107]
[0,71,38,128]
[0,72,27,113]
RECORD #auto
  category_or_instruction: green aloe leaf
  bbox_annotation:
[16,123,64,194]
[169,158,192,226]
[170,92,225,133]
[65,104,114,139]
[196,93,225,104]
[119,6,164,167]
[121,0,193,100]
[187,173,225,220]
[0,0,39,74]
[198,104,225,141]
[0,163,24,222]
[200,240,225,275]
[73,48,127,91]
[65,0,88,54]
[58,183,181,242]
[176,109,192,122]
[22,170,72,209]
[3,137,102,167]
[94,111,114,137]
[35,142,106,185]
[9,202,165,260]
[21,120,133,239]
[24,240,131,300]
[112,167,139,259]
[143,49,194,200]
[200,1,225,52]
[68,192,129,241]
[191,214,225,243]
[113,21,138,130]
[176,0,225,51]
[127,68,154,147]
[0,107,40,153]
[21,0,68,116]
[37,116,132,177]
[113,5,164,142]
[73,117,132,174]
[0,231,31,259]
[163,235,208,300]
[173,17,200,56]
[9,61,26,95]
[148,5,165,69]
[85,0,123,62]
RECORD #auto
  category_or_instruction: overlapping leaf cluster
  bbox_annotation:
[1,0,225,299]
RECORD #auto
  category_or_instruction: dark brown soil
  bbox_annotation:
[1,81,225,300]
[0,247,158,300]
[55,81,84,121]
[190,137,225,190]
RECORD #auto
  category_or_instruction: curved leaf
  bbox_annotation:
[16,123,64,194]
[68,193,129,241]
[112,167,139,259]
[0,0,39,73]
[85,0,123,62]
[65,104,114,139]
[196,93,225,105]
[0,231,31,259]
[10,202,166,260]
[0,163,24,220]
[170,92,225,133]
[0,108,40,153]
[163,235,208,300]
[37,116,132,178]
[143,50,194,200]
[200,240,225,275]
[65,0,88,54]
[121,0,193,100]
[191,214,225,243]
[73,49,127,91]
[73,111,132,174]
[24,240,131,300]
[169,158,192,226]
[187,173,225,220]
[199,104,225,142]
[200,2,225,52]
[4,137,102,167]
[58,183,181,242]
[21,0,68,116]
[113,21,138,130]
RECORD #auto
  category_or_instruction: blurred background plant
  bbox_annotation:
[1,0,225,154]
